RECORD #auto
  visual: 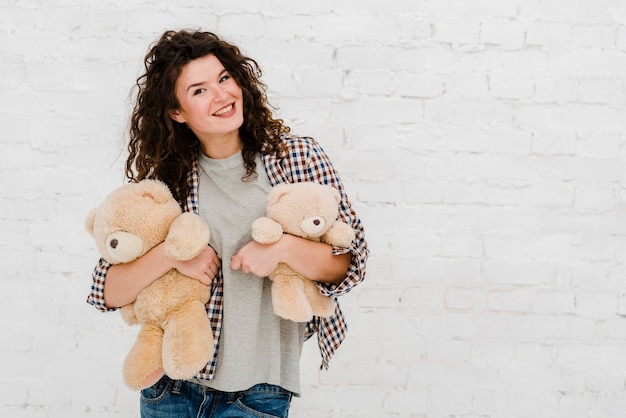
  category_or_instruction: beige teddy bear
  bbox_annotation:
[85,179,214,390]
[251,182,355,322]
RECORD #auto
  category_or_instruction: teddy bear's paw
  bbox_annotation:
[274,303,313,322]
[124,367,164,391]
[303,279,335,318]
[165,213,211,260]
[251,217,283,244]
[322,221,355,248]
[272,286,314,322]
[163,338,213,380]
[120,305,139,325]
[311,298,335,318]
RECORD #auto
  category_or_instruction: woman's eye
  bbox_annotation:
[193,88,206,96]
[219,75,230,83]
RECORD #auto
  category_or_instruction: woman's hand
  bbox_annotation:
[231,234,351,285]
[230,240,280,278]
[172,245,221,285]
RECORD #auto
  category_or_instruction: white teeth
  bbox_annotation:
[214,104,233,116]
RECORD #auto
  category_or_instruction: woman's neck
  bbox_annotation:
[199,133,243,159]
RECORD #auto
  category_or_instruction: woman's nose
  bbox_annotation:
[213,85,229,101]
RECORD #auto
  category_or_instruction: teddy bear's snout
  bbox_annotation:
[300,216,326,237]
[105,231,145,264]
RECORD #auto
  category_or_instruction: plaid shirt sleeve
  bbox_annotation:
[86,257,117,312]
[263,134,369,369]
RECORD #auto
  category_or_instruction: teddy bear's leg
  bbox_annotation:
[303,279,335,318]
[123,323,165,391]
[161,300,213,380]
[271,273,314,322]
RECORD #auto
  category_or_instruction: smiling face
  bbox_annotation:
[170,54,245,158]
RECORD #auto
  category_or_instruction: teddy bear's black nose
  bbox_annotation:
[313,220,320,226]
[110,239,119,249]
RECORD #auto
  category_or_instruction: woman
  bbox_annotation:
[87,29,368,417]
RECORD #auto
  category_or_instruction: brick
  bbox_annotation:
[344,70,394,97]
[481,19,526,49]
[571,25,615,48]
[310,15,405,42]
[483,233,572,260]
[410,362,499,392]
[334,97,422,124]
[426,0,518,17]
[430,388,473,416]
[579,78,623,104]
[525,21,571,48]
[524,0,613,23]
[489,75,534,99]
[529,183,574,206]
[380,337,426,365]
[484,260,569,285]
[531,131,578,155]
[533,77,579,102]
[336,46,429,70]
[425,98,514,126]
[399,287,446,313]
[577,133,620,158]
[445,74,489,99]
[392,72,444,98]
[338,388,386,414]
[550,50,626,77]
[470,340,515,366]
[574,185,615,210]
[356,287,401,309]
[426,338,471,363]
[383,390,428,415]
[433,18,480,45]
[445,288,487,310]
[558,396,593,418]
[573,292,619,318]
[515,343,554,366]
[440,233,482,258]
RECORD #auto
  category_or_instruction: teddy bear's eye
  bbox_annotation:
[110,239,119,249]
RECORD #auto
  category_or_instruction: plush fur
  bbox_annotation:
[251,182,355,322]
[85,180,214,390]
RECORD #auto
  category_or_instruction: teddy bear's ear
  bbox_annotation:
[84,208,97,236]
[140,179,173,203]
[267,183,293,206]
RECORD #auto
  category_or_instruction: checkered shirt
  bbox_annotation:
[86,134,369,379]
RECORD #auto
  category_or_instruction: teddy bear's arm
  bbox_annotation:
[321,221,355,248]
[251,217,284,244]
[165,213,211,261]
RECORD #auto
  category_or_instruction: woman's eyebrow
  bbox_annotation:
[186,81,205,92]
[185,70,228,92]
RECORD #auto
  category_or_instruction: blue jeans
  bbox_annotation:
[140,376,293,418]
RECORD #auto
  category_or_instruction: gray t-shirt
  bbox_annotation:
[194,151,306,395]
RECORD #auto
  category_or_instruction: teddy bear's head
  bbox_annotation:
[85,180,182,264]
[266,182,342,240]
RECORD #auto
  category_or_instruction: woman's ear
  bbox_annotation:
[169,109,185,123]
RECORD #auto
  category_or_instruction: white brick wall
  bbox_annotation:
[2,1,626,417]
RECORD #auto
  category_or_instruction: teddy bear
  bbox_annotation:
[251,182,355,322]
[85,179,214,391]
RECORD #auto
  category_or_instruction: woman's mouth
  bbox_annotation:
[213,103,235,116]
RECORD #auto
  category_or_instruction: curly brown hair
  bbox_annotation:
[126,29,289,205]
